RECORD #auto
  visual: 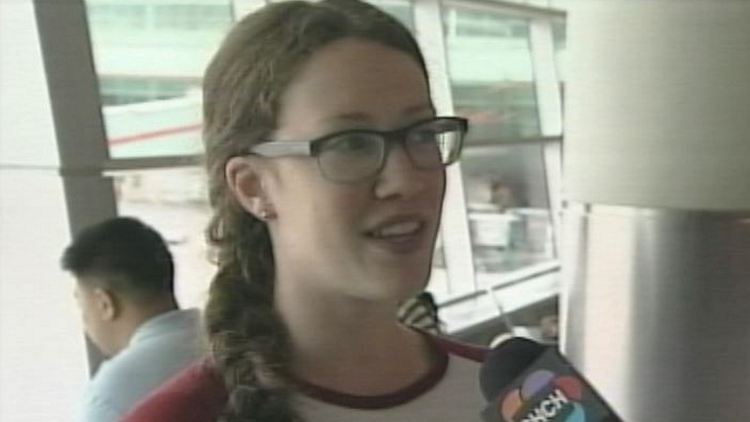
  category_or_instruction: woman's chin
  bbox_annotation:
[376,267,431,301]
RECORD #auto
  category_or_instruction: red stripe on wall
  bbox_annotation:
[108,123,203,146]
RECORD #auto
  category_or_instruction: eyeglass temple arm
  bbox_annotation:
[250,141,314,157]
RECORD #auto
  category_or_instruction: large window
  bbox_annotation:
[81,0,235,312]
[422,2,562,336]
[445,8,541,143]
[2,3,93,421]
[85,0,234,158]
[444,7,554,276]
[113,167,214,308]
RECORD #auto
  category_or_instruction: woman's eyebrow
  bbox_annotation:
[322,112,372,125]
[401,103,435,117]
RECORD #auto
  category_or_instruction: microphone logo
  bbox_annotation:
[500,370,586,422]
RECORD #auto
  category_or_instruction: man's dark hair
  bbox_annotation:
[62,217,175,300]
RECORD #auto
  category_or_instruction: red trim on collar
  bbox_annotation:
[293,334,450,409]
[432,335,488,363]
[121,336,488,419]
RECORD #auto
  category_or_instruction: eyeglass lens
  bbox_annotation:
[317,118,464,182]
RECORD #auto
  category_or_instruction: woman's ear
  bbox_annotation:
[225,156,276,220]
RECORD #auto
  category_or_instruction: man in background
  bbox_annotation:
[61,217,205,422]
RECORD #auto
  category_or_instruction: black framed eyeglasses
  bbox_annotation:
[247,116,468,183]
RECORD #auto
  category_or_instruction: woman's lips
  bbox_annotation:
[371,220,421,238]
[365,219,430,254]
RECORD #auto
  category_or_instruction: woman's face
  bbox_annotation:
[242,39,445,304]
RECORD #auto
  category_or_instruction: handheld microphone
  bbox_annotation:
[479,338,623,422]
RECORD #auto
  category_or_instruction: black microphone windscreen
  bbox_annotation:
[478,338,623,422]
[479,337,546,402]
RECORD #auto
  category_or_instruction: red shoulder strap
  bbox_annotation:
[433,335,488,362]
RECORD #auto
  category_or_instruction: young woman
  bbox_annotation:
[122,0,486,421]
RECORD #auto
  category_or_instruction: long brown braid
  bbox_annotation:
[201,1,429,420]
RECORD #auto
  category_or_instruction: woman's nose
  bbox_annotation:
[373,143,431,200]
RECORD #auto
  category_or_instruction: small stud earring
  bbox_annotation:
[259,209,269,220]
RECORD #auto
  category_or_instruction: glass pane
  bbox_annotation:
[367,0,414,31]
[85,0,234,159]
[1,171,89,422]
[449,143,559,339]
[114,167,214,308]
[443,7,541,143]
[426,234,450,301]
[462,144,556,275]
[552,20,566,101]
[1,4,89,419]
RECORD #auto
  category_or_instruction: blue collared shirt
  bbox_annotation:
[78,308,205,422]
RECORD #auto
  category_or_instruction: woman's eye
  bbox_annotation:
[330,135,376,153]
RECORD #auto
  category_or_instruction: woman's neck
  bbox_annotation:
[276,285,435,396]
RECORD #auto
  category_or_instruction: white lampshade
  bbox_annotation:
[564,2,750,210]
